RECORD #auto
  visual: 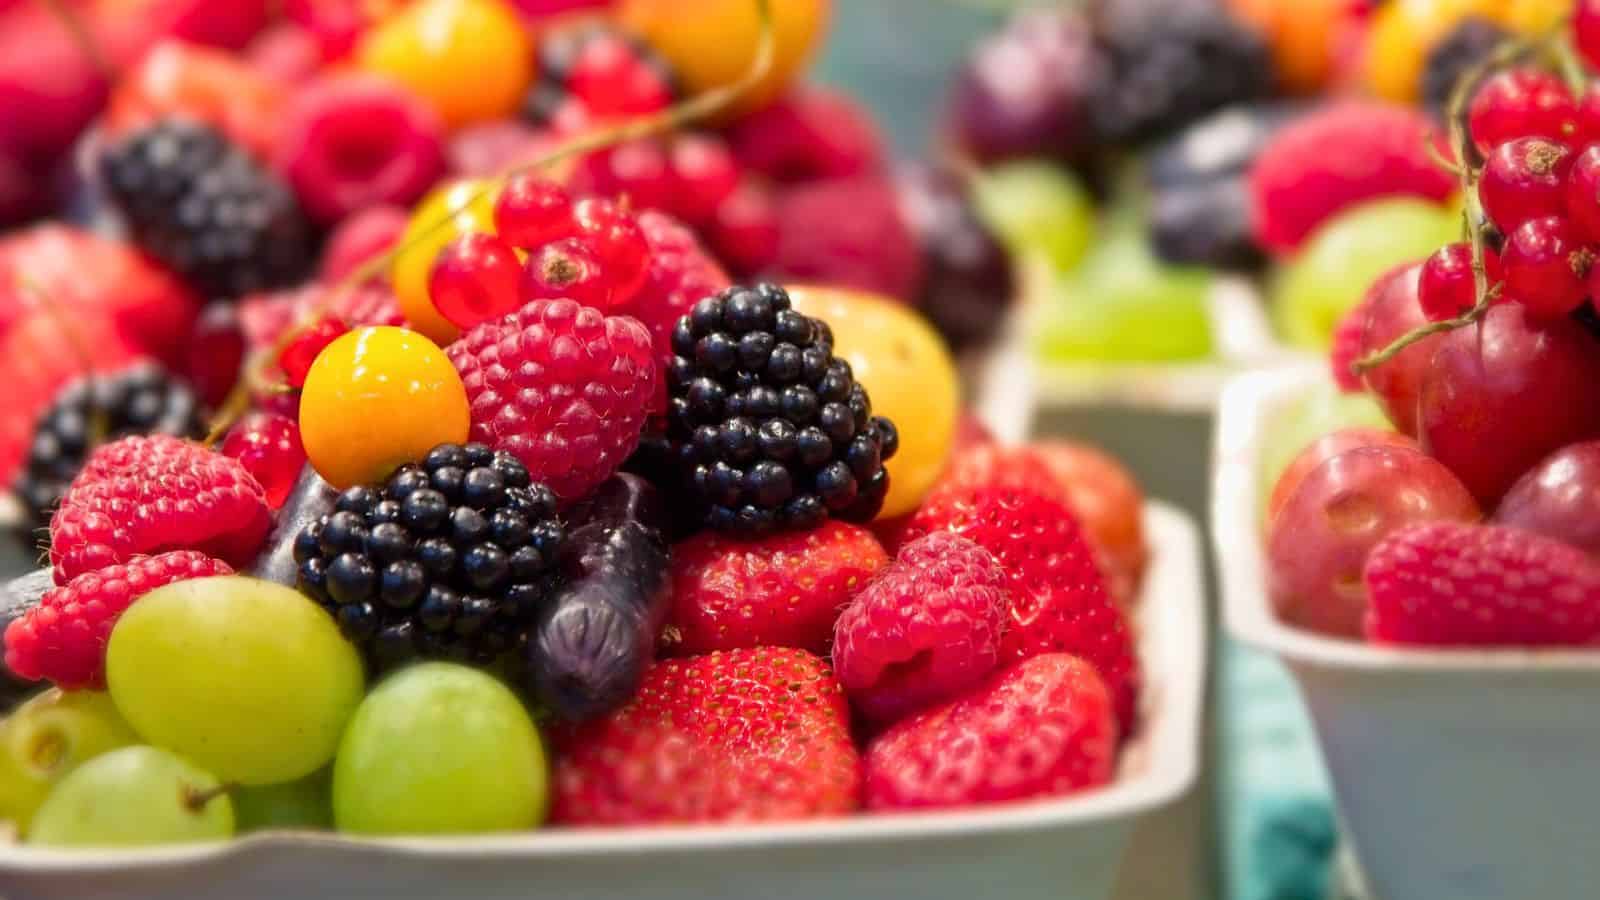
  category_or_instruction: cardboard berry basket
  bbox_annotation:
[0,501,1202,900]
[1212,367,1600,900]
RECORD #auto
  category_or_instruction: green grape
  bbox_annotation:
[1257,380,1392,523]
[234,770,332,832]
[1030,223,1213,362]
[106,576,364,786]
[334,663,547,836]
[971,160,1095,272]
[0,689,140,834]
[27,746,232,848]
[1271,198,1458,349]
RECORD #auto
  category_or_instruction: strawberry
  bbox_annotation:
[902,483,1141,734]
[664,520,888,656]
[1364,521,1600,646]
[552,647,861,824]
[864,654,1116,811]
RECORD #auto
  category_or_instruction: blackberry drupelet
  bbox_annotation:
[1090,9,1273,145]
[1422,18,1511,126]
[100,119,315,300]
[13,362,202,538]
[293,443,565,669]
[663,284,898,535]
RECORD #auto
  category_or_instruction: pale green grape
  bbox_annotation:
[106,576,364,786]
[0,689,139,834]
[334,663,547,836]
[27,746,232,848]
[1257,380,1392,523]
[1271,198,1458,349]
[234,770,332,832]
[971,160,1095,272]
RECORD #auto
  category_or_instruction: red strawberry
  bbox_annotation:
[902,483,1141,734]
[833,532,1010,723]
[553,647,861,824]
[1364,521,1600,646]
[864,654,1116,811]
[49,435,272,584]
[664,520,888,656]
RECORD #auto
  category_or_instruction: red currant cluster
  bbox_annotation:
[428,176,649,331]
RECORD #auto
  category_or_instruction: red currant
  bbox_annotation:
[428,231,523,329]
[221,411,307,510]
[578,139,675,212]
[709,178,780,275]
[572,197,649,302]
[279,316,350,389]
[1572,82,1600,148]
[1479,137,1572,234]
[184,304,245,408]
[1501,216,1595,319]
[494,174,575,249]
[521,238,614,310]
[566,33,673,118]
[1418,242,1503,322]
[669,134,741,224]
[1576,0,1600,72]
[1567,144,1600,244]
[1468,68,1576,155]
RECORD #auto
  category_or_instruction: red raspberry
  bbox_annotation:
[4,551,233,690]
[665,520,888,657]
[1365,521,1600,646]
[447,298,658,501]
[615,211,731,410]
[864,654,1116,811]
[49,436,272,584]
[903,484,1141,735]
[319,203,408,283]
[1249,102,1456,256]
[727,87,885,183]
[834,532,1010,723]
[771,176,924,302]
[553,647,861,825]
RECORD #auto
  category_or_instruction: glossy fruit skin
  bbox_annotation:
[356,0,533,129]
[1494,440,1600,556]
[428,232,523,330]
[1467,67,1576,155]
[299,327,470,490]
[1266,444,1480,638]
[788,286,958,519]
[1359,264,1444,436]
[393,179,497,345]
[1257,383,1392,525]
[1500,216,1594,319]
[521,239,613,310]
[334,663,547,834]
[279,317,350,389]
[494,175,575,249]
[106,576,365,785]
[1420,303,1600,505]
[1028,443,1148,606]
[0,690,139,834]
[27,746,233,848]
[1266,428,1420,528]
[1566,144,1600,244]
[222,414,307,511]
[1418,241,1501,322]
[1479,138,1573,235]
[1579,0,1600,70]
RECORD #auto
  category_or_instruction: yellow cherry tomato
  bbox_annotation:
[356,0,533,129]
[788,285,959,520]
[392,179,497,345]
[300,327,470,489]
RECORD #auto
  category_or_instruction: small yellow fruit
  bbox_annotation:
[1366,0,1501,102]
[356,0,533,129]
[393,179,497,345]
[300,326,470,489]
[788,286,959,519]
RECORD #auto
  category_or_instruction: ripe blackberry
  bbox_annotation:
[100,119,315,300]
[1090,9,1272,145]
[1422,17,1510,126]
[12,362,202,538]
[663,284,898,535]
[293,443,565,669]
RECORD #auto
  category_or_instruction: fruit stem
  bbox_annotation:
[33,0,114,80]
[203,1,777,447]
[182,781,234,813]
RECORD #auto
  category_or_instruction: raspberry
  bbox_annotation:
[770,176,924,302]
[447,298,658,502]
[664,519,888,656]
[49,435,273,584]
[903,483,1140,734]
[4,551,233,690]
[319,204,409,283]
[727,87,884,183]
[1365,521,1600,646]
[552,647,860,825]
[1249,102,1457,255]
[834,532,1010,723]
[864,654,1116,811]
[620,211,731,404]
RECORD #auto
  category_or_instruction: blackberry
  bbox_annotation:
[897,163,1014,349]
[662,284,898,535]
[293,443,565,669]
[100,119,315,300]
[1090,8,1273,145]
[1422,17,1511,126]
[12,363,202,539]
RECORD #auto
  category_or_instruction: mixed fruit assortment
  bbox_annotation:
[0,0,1158,848]
[1261,1,1600,647]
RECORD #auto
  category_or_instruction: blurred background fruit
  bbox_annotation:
[356,0,532,129]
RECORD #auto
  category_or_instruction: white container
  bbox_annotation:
[1213,367,1600,900]
[0,504,1204,900]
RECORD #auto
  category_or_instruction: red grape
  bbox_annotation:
[1500,215,1593,319]
[1479,137,1572,234]
[1358,264,1440,437]
[1419,303,1600,505]
[428,232,523,330]
[1467,68,1576,156]
[1495,440,1600,556]
[1266,428,1420,528]
[1418,241,1501,322]
[1566,144,1600,243]
[1267,445,1480,638]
